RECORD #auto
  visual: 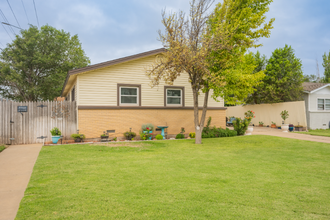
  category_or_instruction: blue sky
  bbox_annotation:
[0,0,330,77]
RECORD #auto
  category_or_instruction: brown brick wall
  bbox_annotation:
[78,109,226,139]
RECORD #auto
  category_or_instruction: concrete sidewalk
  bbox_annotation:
[0,144,42,220]
[251,126,330,144]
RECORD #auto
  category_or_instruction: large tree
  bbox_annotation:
[258,45,304,103]
[245,51,267,104]
[322,51,330,83]
[0,25,90,101]
[146,0,274,144]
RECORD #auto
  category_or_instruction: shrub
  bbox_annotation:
[50,127,61,136]
[233,117,249,135]
[176,133,185,139]
[124,131,136,140]
[155,134,163,140]
[189,132,195,138]
[71,134,85,140]
[113,137,117,141]
[141,123,154,132]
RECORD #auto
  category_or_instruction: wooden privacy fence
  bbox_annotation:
[0,99,77,145]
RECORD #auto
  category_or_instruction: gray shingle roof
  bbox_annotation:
[303,82,329,92]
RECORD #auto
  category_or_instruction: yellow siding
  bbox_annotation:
[78,55,224,107]
[79,109,226,139]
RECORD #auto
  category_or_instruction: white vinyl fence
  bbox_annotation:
[0,99,77,145]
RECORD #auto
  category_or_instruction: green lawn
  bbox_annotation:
[16,136,330,219]
[0,145,6,152]
[298,129,330,137]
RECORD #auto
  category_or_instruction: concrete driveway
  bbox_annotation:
[0,144,42,220]
[250,126,330,144]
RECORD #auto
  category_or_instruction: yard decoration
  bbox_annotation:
[280,110,289,132]
[244,110,255,135]
[146,0,274,144]
[50,127,61,144]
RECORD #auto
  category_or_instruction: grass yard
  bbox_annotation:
[298,129,330,137]
[16,136,330,219]
[0,145,6,152]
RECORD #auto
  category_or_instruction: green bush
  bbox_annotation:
[155,134,163,140]
[124,131,136,140]
[71,134,85,140]
[233,117,249,135]
[50,127,61,136]
[202,126,237,139]
[189,132,195,138]
[176,133,185,139]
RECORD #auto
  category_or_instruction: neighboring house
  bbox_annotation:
[303,82,330,129]
[61,48,226,139]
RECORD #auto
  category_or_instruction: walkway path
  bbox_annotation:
[0,144,42,220]
[251,127,330,144]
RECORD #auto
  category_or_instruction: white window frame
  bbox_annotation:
[317,98,330,111]
[166,88,182,106]
[119,86,139,106]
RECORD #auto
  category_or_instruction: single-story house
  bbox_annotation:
[303,82,330,129]
[61,48,226,139]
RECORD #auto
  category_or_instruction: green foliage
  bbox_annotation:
[245,51,267,104]
[303,74,320,83]
[323,51,330,83]
[259,121,264,125]
[202,126,237,138]
[50,127,61,136]
[155,134,163,140]
[113,137,117,141]
[71,134,85,140]
[0,25,90,101]
[124,131,137,140]
[101,134,108,137]
[0,145,6,152]
[280,110,289,122]
[208,0,274,105]
[139,131,151,140]
[233,118,249,136]
[252,45,304,103]
[175,134,185,139]
[189,132,196,138]
[141,124,154,132]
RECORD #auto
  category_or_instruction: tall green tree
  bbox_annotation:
[245,51,267,104]
[0,25,90,101]
[260,45,304,103]
[146,0,274,144]
[322,51,330,83]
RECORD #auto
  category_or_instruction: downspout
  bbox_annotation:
[76,76,79,132]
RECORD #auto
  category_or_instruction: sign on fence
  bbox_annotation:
[0,99,77,145]
[17,106,28,112]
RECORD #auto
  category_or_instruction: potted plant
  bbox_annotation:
[280,110,289,132]
[289,124,294,132]
[271,121,277,128]
[259,121,264,127]
[244,110,255,135]
[71,134,85,142]
[100,132,109,141]
[50,127,61,144]
[142,123,154,134]
[124,131,136,140]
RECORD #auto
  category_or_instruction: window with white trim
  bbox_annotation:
[318,98,330,110]
[120,87,138,105]
[166,89,182,105]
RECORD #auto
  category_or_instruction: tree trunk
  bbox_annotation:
[193,86,209,144]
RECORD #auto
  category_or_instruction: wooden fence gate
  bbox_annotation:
[0,99,77,145]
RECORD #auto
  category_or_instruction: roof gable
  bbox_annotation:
[303,82,330,93]
[61,48,165,96]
